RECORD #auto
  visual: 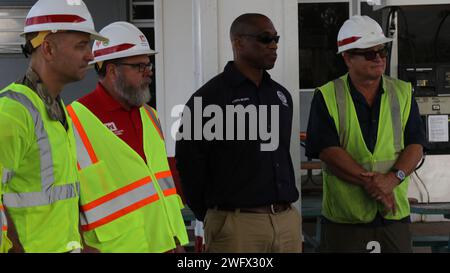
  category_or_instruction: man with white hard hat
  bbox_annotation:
[306,15,425,252]
[67,21,188,253]
[0,0,107,253]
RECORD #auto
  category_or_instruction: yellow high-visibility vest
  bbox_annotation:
[0,83,80,252]
[67,101,188,252]
[318,74,412,224]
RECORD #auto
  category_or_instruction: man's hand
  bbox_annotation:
[379,193,397,216]
[5,209,24,253]
[361,172,399,198]
[81,244,100,253]
[360,172,398,216]
[174,244,186,253]
[8,240,24,253]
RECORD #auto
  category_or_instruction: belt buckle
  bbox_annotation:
[270,204,278,214]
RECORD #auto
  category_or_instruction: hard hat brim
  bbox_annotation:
[337,36,393,54]
[20,29,108,43]
[88,50,158,66]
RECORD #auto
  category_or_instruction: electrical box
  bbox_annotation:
[398,65,436,97]
[436,65,450,95]
[415,96,450,154]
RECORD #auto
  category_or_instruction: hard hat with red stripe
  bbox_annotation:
[337,15,392,54]
[21,0,108,48]
[90,21,157,66]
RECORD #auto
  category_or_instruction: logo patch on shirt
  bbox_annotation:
[104,122,124,136]
[277,91,289,107]
[231,97,250,104]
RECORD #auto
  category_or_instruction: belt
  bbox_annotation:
[213,203,291,214]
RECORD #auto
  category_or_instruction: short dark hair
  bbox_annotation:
[94,60,117,78]
[21,32,39,57]
[94,62,106,78]
[95,57,129,78]
[229,13,269,40]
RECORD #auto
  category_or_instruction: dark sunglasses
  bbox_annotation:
[241,34,280,44]
[114,62,153,72]
[348,47,388,61]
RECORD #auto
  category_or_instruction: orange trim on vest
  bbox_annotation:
[144,108,164,140]
[81,176,152,212]
[0,205,6,231]
[67,105,99,164]
[163,188,177,197]
[155,170,172,179]
[81,194,159,231]
[155,171,177,196]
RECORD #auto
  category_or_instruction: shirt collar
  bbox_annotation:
[223,61,273,88]
[18,67,66,123]
[347,74,384,96]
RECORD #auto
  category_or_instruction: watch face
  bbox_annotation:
[396,170,406,181]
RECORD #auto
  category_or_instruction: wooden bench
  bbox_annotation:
[301,161,322,170]
[412,235,450,252]
[300,132,322,186]
[301,161,322,186]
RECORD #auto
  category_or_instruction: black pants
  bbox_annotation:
[318,217,412,253]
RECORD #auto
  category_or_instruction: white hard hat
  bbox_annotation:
[21,0,107,43]
[337,15,392,54]
[90,21,157,65]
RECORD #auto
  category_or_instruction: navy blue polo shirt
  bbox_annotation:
[176,61,299,221]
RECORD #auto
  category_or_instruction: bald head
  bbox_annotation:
[230,13,271,41]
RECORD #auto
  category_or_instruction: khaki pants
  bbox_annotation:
[318,218,412,253]
[204,206,301,253]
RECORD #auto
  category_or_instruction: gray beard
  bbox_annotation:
[114,72,151,107]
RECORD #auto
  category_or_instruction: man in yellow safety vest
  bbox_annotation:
[0,0,106,253]
[67,21,188,253]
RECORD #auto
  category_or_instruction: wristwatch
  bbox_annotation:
[391,168,406,183]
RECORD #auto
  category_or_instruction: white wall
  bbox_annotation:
[155,0,196,155]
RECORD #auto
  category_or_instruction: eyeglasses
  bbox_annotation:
[241,34,280,44]
[114,62,153,72]
[348,47,388,61]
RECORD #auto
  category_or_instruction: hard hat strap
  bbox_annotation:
[30,31,51,48]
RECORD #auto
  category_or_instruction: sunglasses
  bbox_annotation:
[114,62,153,72]
[241,34,280,44]
[348,47,388,61]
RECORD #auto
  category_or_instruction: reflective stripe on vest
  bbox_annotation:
[68,104,177,197]
[385,79,403,152]
[80,176,159,231]
[1,169,14,184]
[155,171,177,197]
[67,105,98,169]
[0,91,79,208]
[333,78,402,154]
[141,107,178,197]
[323,159,398,175]
[0,205,6,247]
[0,205,6,231]
[143,105,164,140]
